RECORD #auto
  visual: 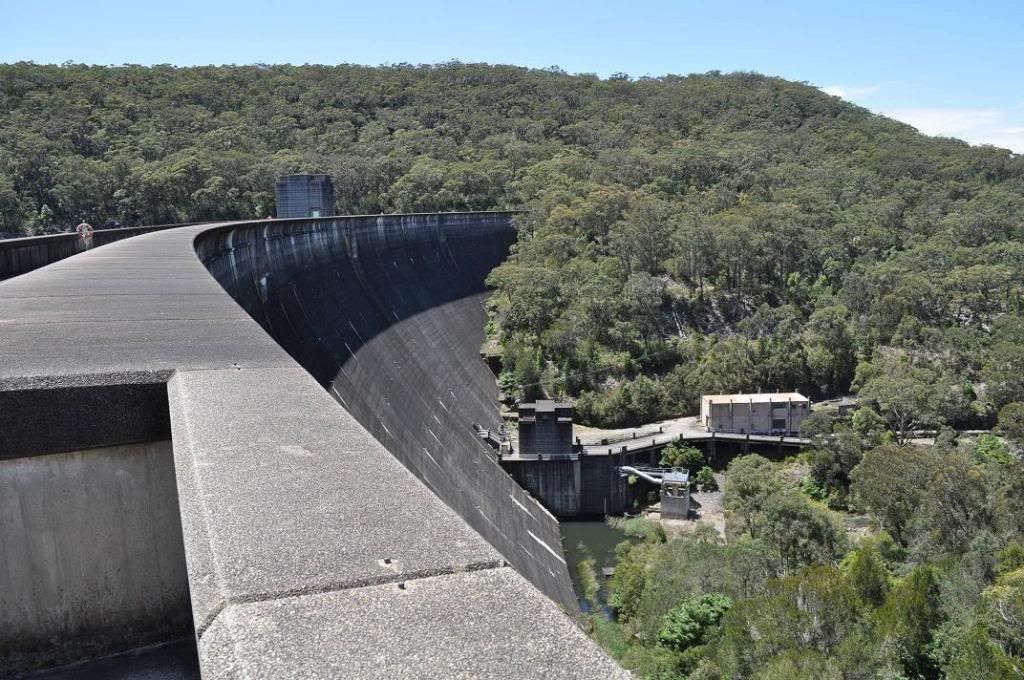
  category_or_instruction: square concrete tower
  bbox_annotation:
[518,400,574,458]
[275,175,336,218]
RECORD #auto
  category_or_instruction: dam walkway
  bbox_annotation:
[581,413,802,456]
[0,215,628,679]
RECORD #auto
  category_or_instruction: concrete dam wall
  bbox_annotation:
[0,215,627,677]
[195,212,579,611]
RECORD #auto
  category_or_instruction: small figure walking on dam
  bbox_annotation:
[75,221,94,250]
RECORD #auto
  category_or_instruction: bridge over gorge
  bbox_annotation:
[0,214,628,678]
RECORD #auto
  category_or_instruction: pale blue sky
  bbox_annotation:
[4,0,1023,151]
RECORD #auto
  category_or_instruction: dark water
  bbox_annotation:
[560,519,632,610]
[25,639,200,680]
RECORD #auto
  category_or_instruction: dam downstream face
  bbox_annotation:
[197,213,579,610]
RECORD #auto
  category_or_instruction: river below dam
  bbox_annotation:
[560,519,634,611]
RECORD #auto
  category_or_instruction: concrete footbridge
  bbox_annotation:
[580,416,809,457]
[0,215,628,677]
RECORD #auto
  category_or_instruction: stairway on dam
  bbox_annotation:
[0,214,628,678]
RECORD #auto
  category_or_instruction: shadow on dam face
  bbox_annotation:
[196,212,580,610]
[0,383,198,677]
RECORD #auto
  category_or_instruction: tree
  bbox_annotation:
[695,466,719,492]
[486,264,561,337]
[803,305,857,395]
[996,402,1024,448]
[996,542,1024,575]
[758,493,846,574]
[975,434,1014,465]
[656,593,732,653]
[615,516,668,544]
[843,543,890,607]
[994,463,1024,539]
[982,341,1024,408]
[607,540,658,623]
[854,352,961,444]
[710,567,863,677]
[660,442,705,470]
[936,621,1019,680]
[850,444,933,546]
[851,406,887,444]
[576,556,600,608]
[634,534,773,643]
[981,567,1024,667]
[688,337,757,397]
[499,341,544,401]
[722,455,784,538]
[919,451,994,555]
[800,410,835,442]
[611,195,677,276]
[874,565,944,679]
[809,427,864,508]
[747,650,843,680]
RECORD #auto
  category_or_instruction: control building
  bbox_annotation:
[275,175,336,218]
[700,392,810,436]
[517,400,574,458]
[660,469,691,520]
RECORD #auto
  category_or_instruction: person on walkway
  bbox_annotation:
[75,221,94,249]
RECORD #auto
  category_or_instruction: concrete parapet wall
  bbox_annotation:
[0,442,192,675]
[0,225,180,281]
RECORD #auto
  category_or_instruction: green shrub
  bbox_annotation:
[695,466,719,492]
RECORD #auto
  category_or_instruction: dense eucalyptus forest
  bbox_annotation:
[2,61,1023,678]
[3,62,1023,431]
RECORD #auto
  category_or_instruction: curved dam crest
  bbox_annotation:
[195,212,577,609]
[0,213,623,677]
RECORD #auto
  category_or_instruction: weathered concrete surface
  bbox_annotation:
[0,216,627,678]
[0,442,192,674]
[167,366,504,636]
[198,567,624,680]
[0,381,172,459]
[30,639,200,680]
[0,224,183,281]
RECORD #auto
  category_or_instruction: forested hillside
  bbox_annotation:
[4,61,1021,431]
[4,62,1024,679]
[587,438,1024,680]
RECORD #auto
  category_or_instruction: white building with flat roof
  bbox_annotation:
[700,392,810,436]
